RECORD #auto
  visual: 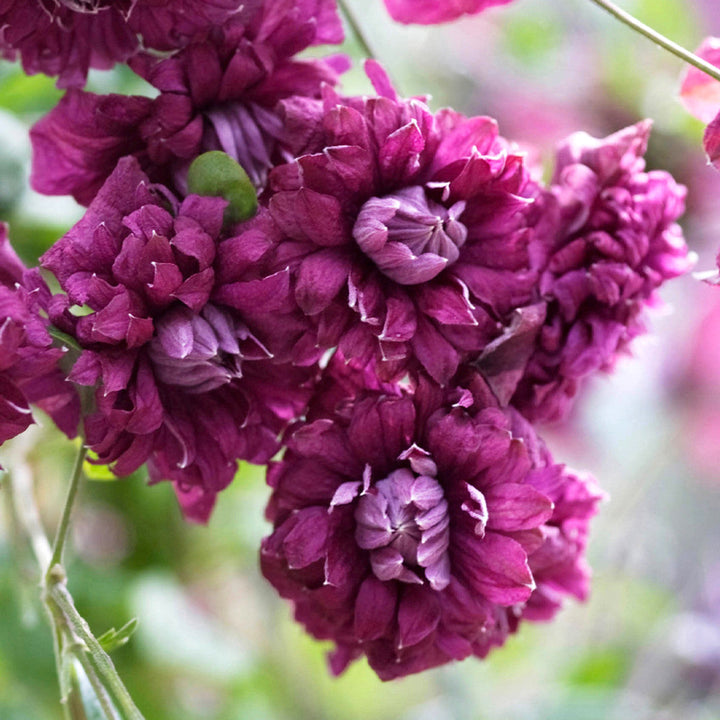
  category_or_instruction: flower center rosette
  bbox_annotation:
[261,363,603,679]
[41,157,317,521]
[260,61,539,385]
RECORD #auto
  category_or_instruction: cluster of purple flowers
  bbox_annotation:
[0,0,691,679]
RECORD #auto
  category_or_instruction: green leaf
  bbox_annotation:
[187,151,258,224]
[83,453,118,483]
[69,658,114,720]
[97,618,139,654]
[47,325,82,352]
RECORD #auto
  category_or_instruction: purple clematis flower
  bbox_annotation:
[0,0,243,89]
[0,224,79,455]
[261,366,602,679]
[42,157,317,521]
[477,122,691,422]
[30,0,346,204]
[263,60,539,385]
[383,0,516,25]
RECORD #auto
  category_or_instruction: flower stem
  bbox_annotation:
[6,431,144,720]
[47,443,87,576]
[587,0,720,83]
[338,0,376,60]
[48,580,144,720]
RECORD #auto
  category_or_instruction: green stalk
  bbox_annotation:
[7,433,144,720]
[587,0,720,83]
[47,444,87,576]
[47,581,145,720]
[70,651,121,720]
[338,0,376,60]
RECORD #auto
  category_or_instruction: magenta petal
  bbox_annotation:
[485,483,554,531]
[476,303,546,406]
[397,585,440,649]
[462,531,534,605]
[215,268,292,314]
[704,112,720,170]
[379,294,417,342]
[375,243,448,285]
[283,507,330,569]
[173,483,217,524]
[0,377,33,443]
[296,249,351,315]
[384,0,515,24]
[379,121,426,184]
[30,90,152,205]
[270,189,348,246]
[416,281,477,325]
[354,576,397,641]
[411,317,459,384]
[679,37,720,123]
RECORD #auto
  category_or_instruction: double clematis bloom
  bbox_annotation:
[261,366,602,679]
[0,0,243,89]
[0,225,79,454]
[30,0,346,204]
[41,157,317,521]
[383,0,516,25]
[478,122,691,423]
[264,61,539,385]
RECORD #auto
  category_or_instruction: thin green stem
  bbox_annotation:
[338,0,376,60]
[70,651,121,720]
[587,0,720,83]
[7,431,143,720]
[48,581,145,720]
[47,443,87,576]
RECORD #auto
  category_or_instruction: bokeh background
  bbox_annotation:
[3,0,720,718]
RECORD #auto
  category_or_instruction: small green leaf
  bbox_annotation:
[68,658,113,720]
[187,150,258,224]
[97,618,139,653]
[83,454,118,482]
[48,325,82,352]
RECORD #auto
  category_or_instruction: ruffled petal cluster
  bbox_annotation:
[0,0,243,88]
[41,157,316,521]
[261,365,602,679]
[383,0,515,25]
[1,0,691,681]
[30,0,345,204]
[479,122,691,422]
[265,61,538,384]
[0,225,79,454]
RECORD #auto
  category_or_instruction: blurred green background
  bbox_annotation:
[3,0,720,718]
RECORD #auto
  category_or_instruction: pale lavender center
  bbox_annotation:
[148,303,270,393]
[204,102,285,189]
[353,185,468,285]
[52,0,118,12]
[354,468,452,591]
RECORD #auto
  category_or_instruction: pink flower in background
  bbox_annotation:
[384,0,515,25]
[679,37,720,170]
[42,158,316,522]
[30,0,345,204]
[261,368,602,679]
[0,0,243,88]
[0,225,79,453]
[264,61,538,384]
[479,122,690,423]
[679,38,720,124]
